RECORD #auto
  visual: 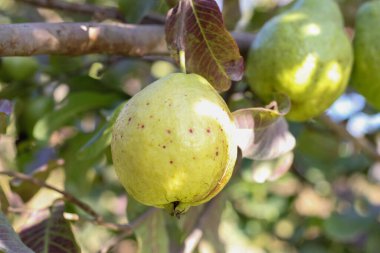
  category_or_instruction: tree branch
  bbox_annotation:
[0,170,132,232]
[319,113,380,162]
[0,23,254,57]
[16,0,125,21]
[0,23,168,56]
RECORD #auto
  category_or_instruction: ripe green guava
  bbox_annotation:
[246,0,353,121]
[350,1,380,110]
[111,73,237,216]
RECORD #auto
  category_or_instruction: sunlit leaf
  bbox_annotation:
[232,95,295,160]
[135,210,169,253]
[165,0,244,91]
[0,211,34,253]
[19,202,80,253]
[33,92,120,142]
[250,152,294,183]
[10,160,63,203]
[78,101,127,160]
[0,99,12,134]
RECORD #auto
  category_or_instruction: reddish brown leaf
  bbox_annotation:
[233,94,296,160]
[165,0,244,92]
[0,212,33,253]
[19,202,80,253]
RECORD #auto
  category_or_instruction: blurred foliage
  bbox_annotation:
[0,0,379,253]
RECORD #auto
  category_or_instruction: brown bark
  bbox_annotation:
[0,23,169,56]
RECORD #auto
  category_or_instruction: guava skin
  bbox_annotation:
[350,1,380,110]
[1,57,38,81]
[246,0,353,121]
[111,73,237,216]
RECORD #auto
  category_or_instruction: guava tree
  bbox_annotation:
[0,0,379,253]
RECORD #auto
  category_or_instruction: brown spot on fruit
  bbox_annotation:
[146,102,150,106]
[166,130,171,134]
[189,128,193,133]
[206,128,211,133]
[216,151,219,156]
[170,160,173,164]
[163,145,166,149]
[141,124,145,129]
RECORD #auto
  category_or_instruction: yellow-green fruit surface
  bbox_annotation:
[246,0,353,121]
[350,1,380,110]
[111,73,237,215]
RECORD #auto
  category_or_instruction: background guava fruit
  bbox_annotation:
[111,73,237,216]
[350,1,380,110]
[0,56,38,81]
[246,0,353,121]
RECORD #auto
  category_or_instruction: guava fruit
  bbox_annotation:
[350,1,380,110]
[111,73,237,216]
[246,0,353,121]
[1,57,38,81]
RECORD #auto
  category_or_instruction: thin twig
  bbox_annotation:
[319,113,380,161]
[0,170,131,231]
[16,0,125,21]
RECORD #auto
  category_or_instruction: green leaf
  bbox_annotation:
[222,0,241,30]
[33,92,120,141]
[135,210,169,253]
[0,211,34,253]
[77,101,127,160]
[165,0,244,91]
[180,195,226,252]
[0,185,9,214]
[19,202,81,253]
[0,100,12,134]
[323,211,374,242]
[118,0,157,23]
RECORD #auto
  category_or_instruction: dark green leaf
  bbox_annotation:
[0,186,8,214]
[223,0,241,30]
[135,210,169,253]
[33,92,120,141]
[19,202,81,253]
[0,211,34,253]
[118,0,157,23]
[323,211,374,242]
[0,100,12,134]
[165,0,244,91]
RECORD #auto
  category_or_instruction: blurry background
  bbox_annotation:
[0,0,380,252]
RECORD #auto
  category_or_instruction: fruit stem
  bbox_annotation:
[179,50,186,74]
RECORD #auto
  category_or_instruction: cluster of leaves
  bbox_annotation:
[0,0,379,253]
